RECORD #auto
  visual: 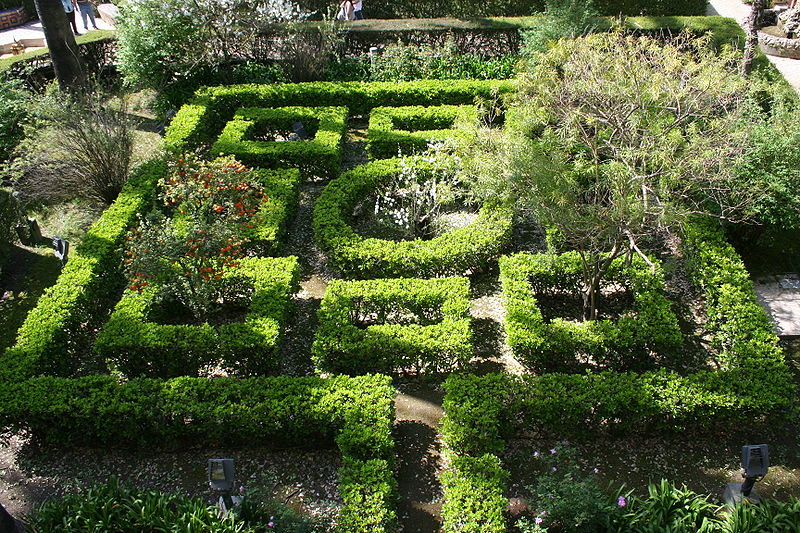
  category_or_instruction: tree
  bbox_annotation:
[33,0,85,90]
[459,32,758,320]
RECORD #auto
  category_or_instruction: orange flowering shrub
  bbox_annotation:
[124,155,268,318]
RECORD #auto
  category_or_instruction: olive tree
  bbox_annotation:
[460,31,759,320]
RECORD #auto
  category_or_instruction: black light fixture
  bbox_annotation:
[724,444,769,506]
[208,458,236,512]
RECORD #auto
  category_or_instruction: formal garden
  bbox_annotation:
[2,0,800,530]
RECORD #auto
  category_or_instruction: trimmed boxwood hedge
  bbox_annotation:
[367,105,479,160]
[211,106,348,177]
[95,256,300,378]
[500,251,682,373]
[313,277,472,375]
[313,157,512,278]
[165,80,515,154]
[0,160,163,382]
[0,373,397,532]
[439,219,795,533]
[247,167,301,254]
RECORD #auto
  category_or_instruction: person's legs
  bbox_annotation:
[80,3,98,29]
[66,10,79,34]
[354,10,363,19]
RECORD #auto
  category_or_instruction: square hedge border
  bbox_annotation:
[438,219,795,533]
[0,374,398,532]
[164,80,515,154]
[366,105,479,160]
[211,106,348,178]
[500,251,682,373]
[95,256,300,379]
[312,277,472,375]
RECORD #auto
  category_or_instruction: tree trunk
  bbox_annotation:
[33,0,86,91]
[742,0,765,75]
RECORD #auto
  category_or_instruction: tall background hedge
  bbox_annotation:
[295,0,707,18]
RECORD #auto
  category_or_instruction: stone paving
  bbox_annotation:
[754,275,800,337]
[0,12,114,57]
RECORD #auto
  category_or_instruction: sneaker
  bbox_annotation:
[74,32,81,36]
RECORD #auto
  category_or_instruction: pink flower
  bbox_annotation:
[268,522,274,528]
[550,448,557,454]
[617,496,627,507]
[535,517,543,525]
[550,466,557,472]
[533,451,540,457]
[239,486,245,494]
[593,468,600,474]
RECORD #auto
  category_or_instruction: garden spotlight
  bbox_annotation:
[723,444,769,506]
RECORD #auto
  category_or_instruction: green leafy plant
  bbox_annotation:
[125,155,268,318]
[518,445,622,533]
[520,0,600,55]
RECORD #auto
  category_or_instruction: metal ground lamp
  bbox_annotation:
[208,458,237,513]
[724,444,769,506]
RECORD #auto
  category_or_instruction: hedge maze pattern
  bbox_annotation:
[1,80,794,533]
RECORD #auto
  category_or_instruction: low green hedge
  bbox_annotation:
[211,106,348,178]
[500,251,682,373]
[367,105,478,160]
[0,160,163,382]
[0,373,396,532]
[312,277,472,375]
[246,167,301,254]
[313,157,512,278]
[439,220,794,533]
[95,256,300,378]
[440,454,507,533]
[165,80,514,154]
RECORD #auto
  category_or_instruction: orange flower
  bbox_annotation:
[213,205,224,213]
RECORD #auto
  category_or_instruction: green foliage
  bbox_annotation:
[367,105,478,160]
[312,277,472,375]
[95,256,300,378]
[211,106,348,177]
[734,106,800,230]
[0,374,395,452]
[1,161,163,382]
[338,458,398,533]
[164,80,514,154]
[721,497,800,533]
[313,157,512,278]
[28,478,250,533]
[294,0,705,17]
[519,0,600,55]
[440,454,507,533]
[0,75,29,163]
[518,445,622,533]
[367,41,519,82]
[0,188,17,273]
[500,251,682,373]
[614,480,722,532]
[124,156,271,318]
[441,374,508,456]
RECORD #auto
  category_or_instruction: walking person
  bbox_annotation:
[61,0,80,35]
[352,0,363,19]
[77,0,99,31]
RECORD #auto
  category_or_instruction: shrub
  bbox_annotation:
[211,106,348,177]
[367,105,478,160]
[312,277,472,375]
[367,40,519,82]
[10,94,137,205]
[313,157,512,278]
[0,188,17,278]
[500,251,682,373]
[95,256,300,378]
